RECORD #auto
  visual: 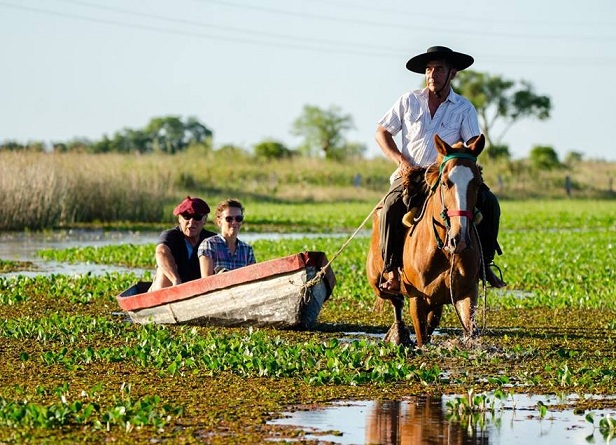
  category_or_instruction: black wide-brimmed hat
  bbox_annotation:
[406,46,474,73]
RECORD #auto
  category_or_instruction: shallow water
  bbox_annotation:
[0,230,159,277]
[0,230,347,277]
[269,394,616,444]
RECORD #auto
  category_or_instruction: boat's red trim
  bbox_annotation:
[117,251,332,311]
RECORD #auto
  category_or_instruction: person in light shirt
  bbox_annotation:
[376,46,505,293]
[198,198,256,276]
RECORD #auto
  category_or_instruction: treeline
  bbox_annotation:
[1,106,366,161]
[1,116,213,155]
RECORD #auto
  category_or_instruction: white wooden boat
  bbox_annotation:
[116,251,335,329]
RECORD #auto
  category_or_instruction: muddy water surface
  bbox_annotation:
[270,394,615,444]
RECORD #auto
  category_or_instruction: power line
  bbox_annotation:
[1,1,614,66]
[195,0,616,42]
[307,0,616,29]
[0,1,403,57]
[51,0,398,53]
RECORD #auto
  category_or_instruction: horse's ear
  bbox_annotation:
[434,134,451,156]
[467,134,485,157]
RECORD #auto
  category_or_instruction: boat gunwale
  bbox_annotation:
[116,251,334,312]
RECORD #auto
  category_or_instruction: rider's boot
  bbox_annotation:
[380,269,401,294]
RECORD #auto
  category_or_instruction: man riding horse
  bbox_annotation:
[376,46,505,294]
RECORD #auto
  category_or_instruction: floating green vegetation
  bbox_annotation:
[0,199,615,442]
[0,383,182,431]
[445,388,510,432]
[586,412,616,442]
[37,244,155,268]
[16,324,441,385]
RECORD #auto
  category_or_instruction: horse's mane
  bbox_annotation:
[399,142,483,197]
[399,164,427,192]
[399,162,439,197]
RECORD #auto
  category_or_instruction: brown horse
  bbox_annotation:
[366,134,485,347]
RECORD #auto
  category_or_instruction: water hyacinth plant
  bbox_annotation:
[0,383,182,432]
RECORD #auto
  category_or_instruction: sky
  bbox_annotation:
[1,0,615,161]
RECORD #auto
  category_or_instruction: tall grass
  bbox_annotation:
[0,152,167,230]
[479,157,615,199]
[0,149,613,230]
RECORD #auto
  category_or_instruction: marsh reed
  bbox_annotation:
[0,148,613,230]
[0,152,167,230]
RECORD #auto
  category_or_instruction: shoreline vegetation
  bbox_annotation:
[0,149,614,231]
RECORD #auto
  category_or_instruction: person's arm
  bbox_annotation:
[154,243,182,285]
[199,254,215,277]
[376,125,413,171]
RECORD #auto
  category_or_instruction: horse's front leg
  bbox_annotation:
[383,294,412,346]
[408,296,430,347]
[426,304,443,341]
[453,295,478,340]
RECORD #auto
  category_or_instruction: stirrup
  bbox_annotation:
[484,262,506,288]
[402,207,419,228]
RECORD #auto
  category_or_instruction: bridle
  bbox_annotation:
[429,153,479,250]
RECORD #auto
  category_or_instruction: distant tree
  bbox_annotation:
[291,105,355,160]
[0,140,25,151]
[123,129,152,153]
[143,115,213,154]
[216,144,245,156]
[111,132,132,154]
[452,71,551,156]
[52,142,68,153]
[66,138,92,153]
[90,135,113,153]
[146,116,186,154]
[0,140,47,152]
[530,145,560,170]
[485,143,510,161]
[27,141,46,152]
[564,151,584,164]
[91,129,150,154]
[184,116,213,147]
[253,139,293,159]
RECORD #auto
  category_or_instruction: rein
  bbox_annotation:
[448,223,489,339]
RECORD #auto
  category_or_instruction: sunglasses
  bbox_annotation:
[181,213,205,221]
[224,215,244,223]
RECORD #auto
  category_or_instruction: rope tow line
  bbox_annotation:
[301,197,384,292]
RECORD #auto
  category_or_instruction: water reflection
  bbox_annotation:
[270,394,614,444]
[365,397,487,445]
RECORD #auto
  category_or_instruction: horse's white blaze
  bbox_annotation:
[448,165,474,236]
